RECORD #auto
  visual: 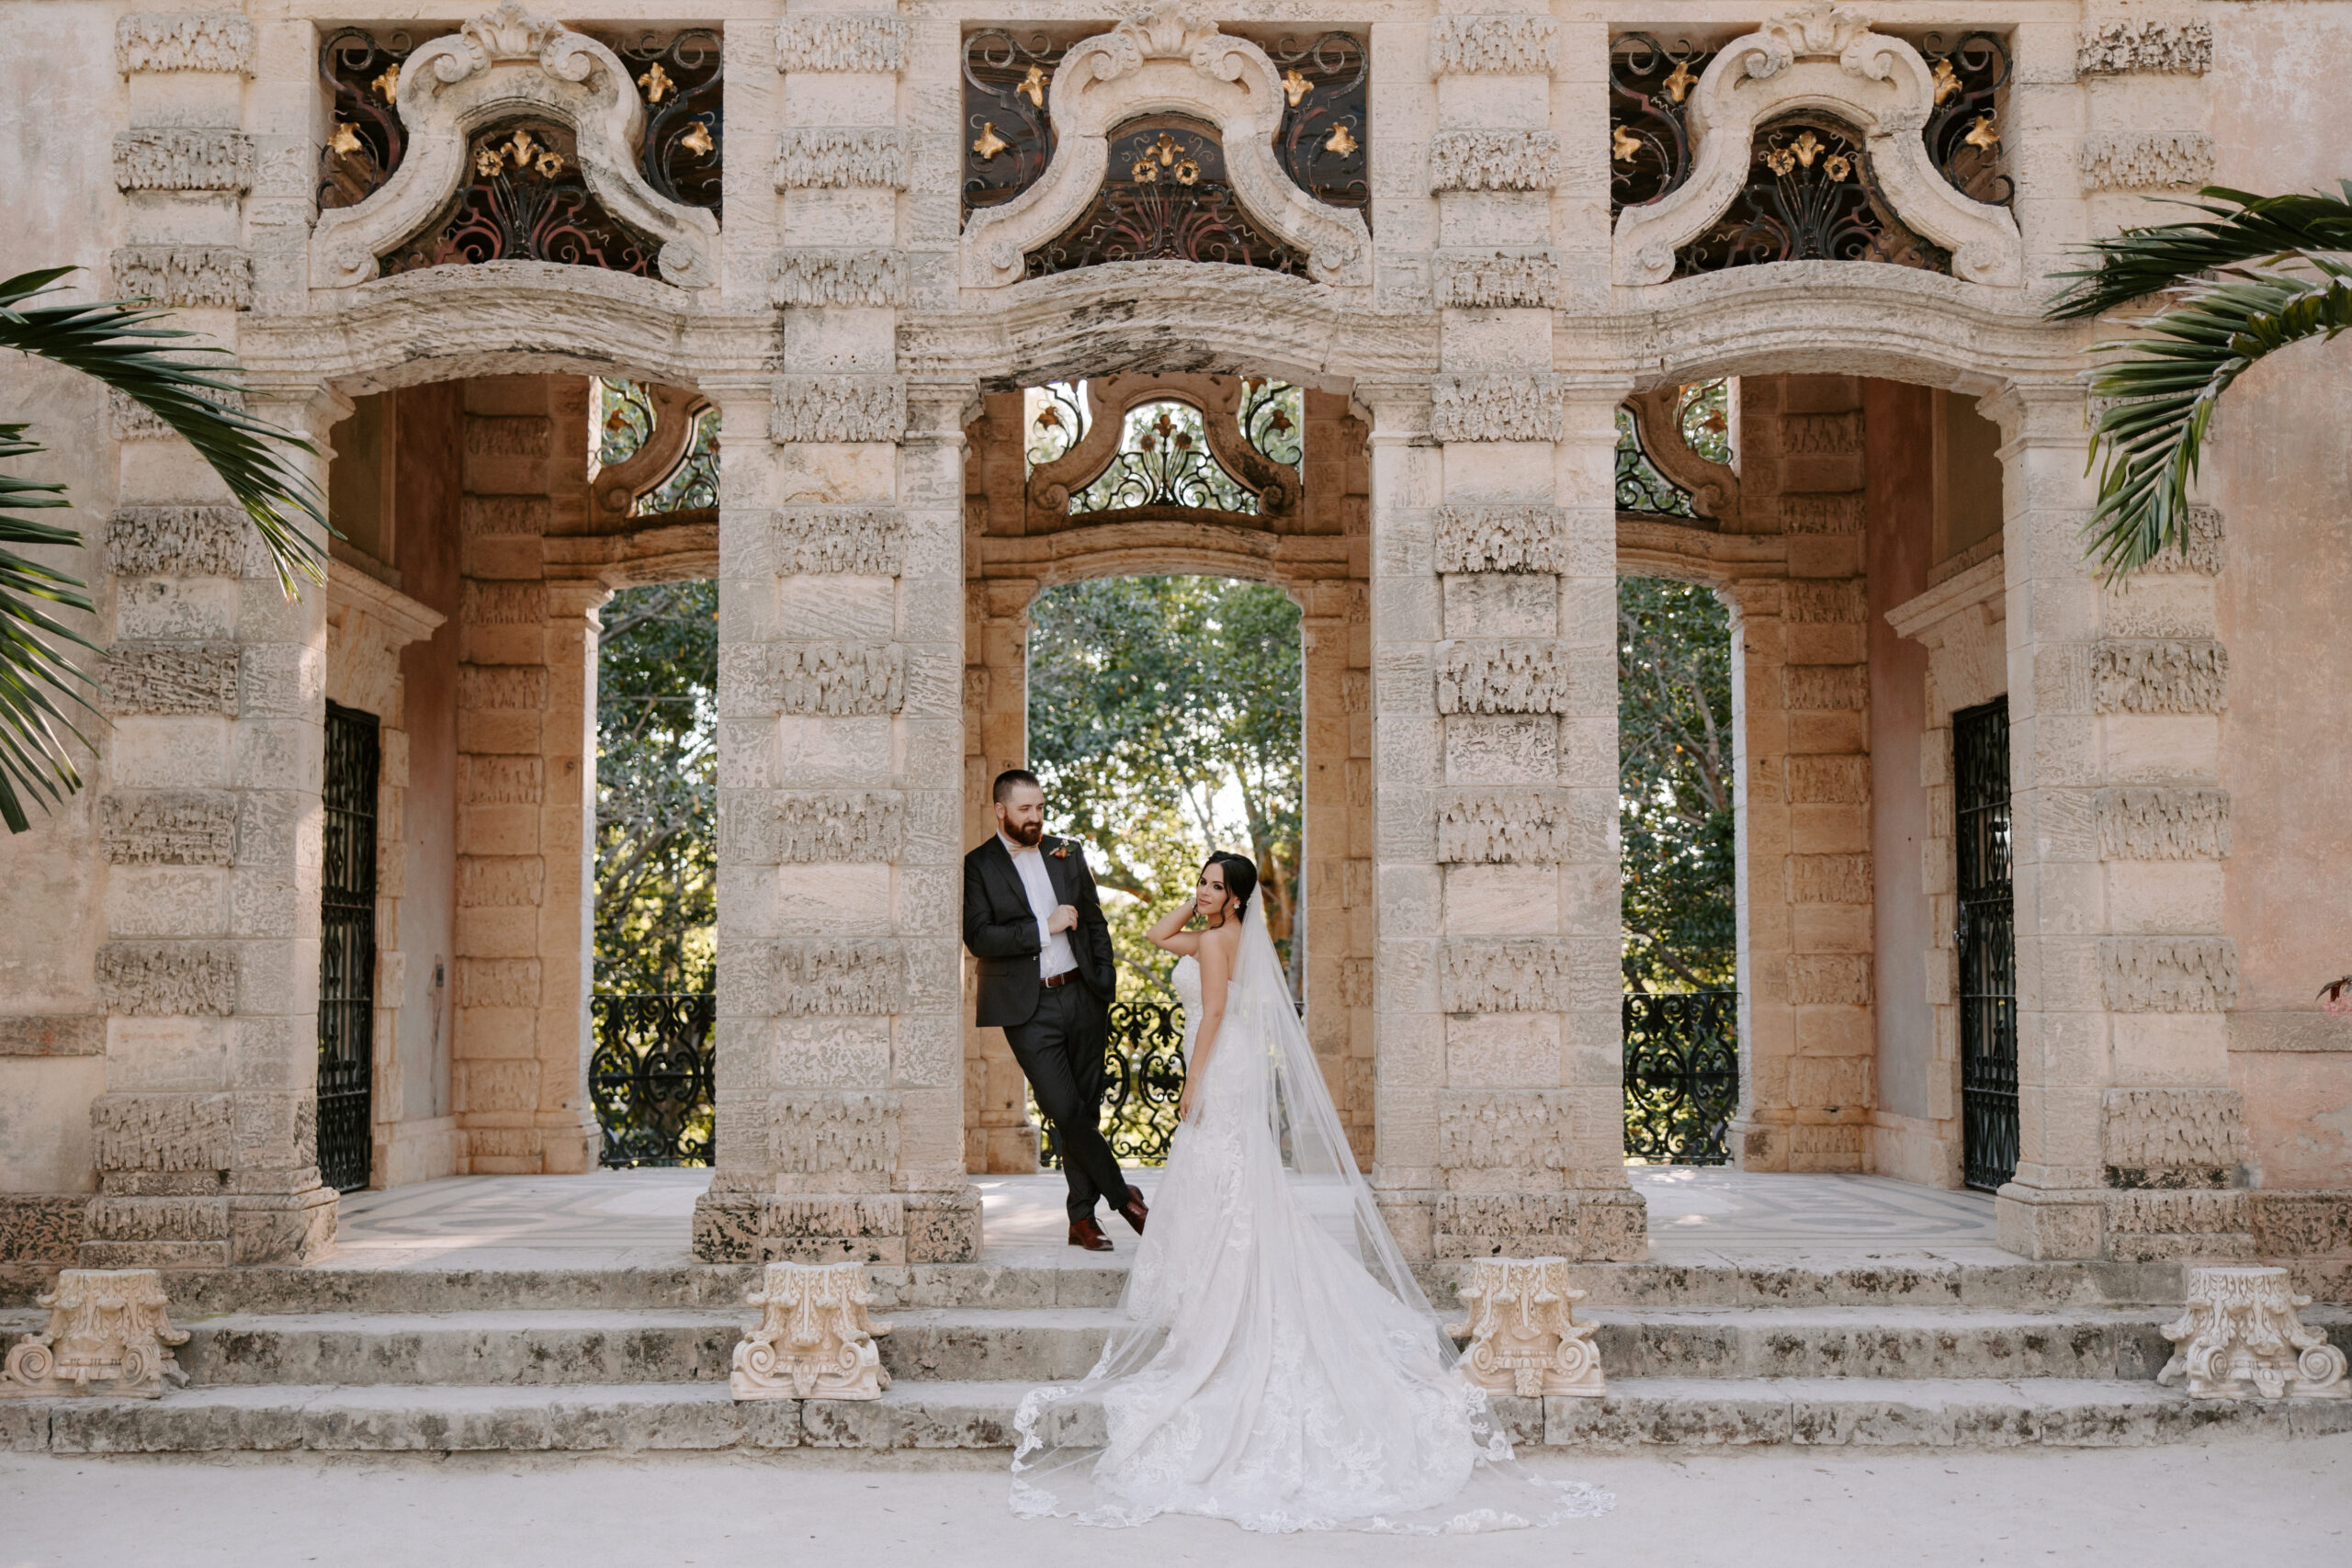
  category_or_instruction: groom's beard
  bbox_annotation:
[1005,819,1044,847]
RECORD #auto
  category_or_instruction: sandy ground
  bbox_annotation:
[6,1437,2349,1568]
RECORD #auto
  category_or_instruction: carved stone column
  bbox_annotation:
[1988,383,2252,1262]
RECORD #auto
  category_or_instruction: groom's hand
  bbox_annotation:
[1047,904,1080,934]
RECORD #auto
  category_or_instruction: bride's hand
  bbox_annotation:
[1177,1080,1196,1123]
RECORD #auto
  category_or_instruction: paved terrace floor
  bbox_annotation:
[322,1166,2000,1271]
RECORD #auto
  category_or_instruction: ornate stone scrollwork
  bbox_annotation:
[1623,386,1741,525]
[1,1269,189,1399]
[960,14,1371,288]
[1447,1256,1606,1398]
[310,2,719,289]
[1611,3,2022,288]
[2158,1266,2348,1400]
[729,1260,892,1400]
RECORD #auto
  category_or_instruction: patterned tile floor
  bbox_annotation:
[323,1164,1996,1269]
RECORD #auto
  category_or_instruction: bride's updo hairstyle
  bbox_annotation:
[1206,852,1259,916]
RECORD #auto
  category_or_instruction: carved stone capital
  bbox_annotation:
[1446,1256,1604,1398]
[2159,1266,2347,1399]
[729,1260,891,1400]
[0,1269,188,1399]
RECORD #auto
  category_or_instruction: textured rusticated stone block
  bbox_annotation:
[775,14,908,73]
[0,1015,104,1055]
[691,1194,763,1261]
[92,1093,233,1172]
[108,506,246,577]
[1427,130,1562,192]
[458,665,547,710]
[464,581,547,626]
[2099,937,2239,1013]
[1434,503,1564,573]
[1440,1091,1574,1170]
[2141,506,2223,576]
[740,792,907,863]
[772,509,904,575]
[2079,131,2216,191]
[1788,755,1870,803]
[1436,642,1574,715]
[746,642,907,716]
[1429,376,1563,443]
[85,1194,231,1241]
[113,128,253,191]
[460,496,548,537]
[2095,788,2230,860]
[1430,250,1561,309]
[773,128,911,189]
[2251,1193,2352,1259]
[776,942,904,1016]
[1779,494,1863,534]
[115,13,254,73]
[104,643,239,716]
[1428,14,1560,74]
[1783,580,1869,623]
[109,385,243,442]
[1782,664,1867,711]
[1788,954,1871,1006]
[456,958,541,1009]
[1440,939,1582,1013]
[459,756,543,806]
[2076,19,2211,76]
[904,1190,982,1264]
[108,246,252,309]
[2091,639,2227,714]
[1780,411,1863,456]
[770,249,908,307]
[2102,1089,2245,1188]
[98,791,238,865]
[464,417,551,458]
[1436,788,1587,863]
[771,377,905,444]
[458,857,546,908]
[1789,853,1872,905]
[770,1092,900,1177]
[1433,1192,1647,1262]
[96,942,236,1016]
[0,1195,85,1262]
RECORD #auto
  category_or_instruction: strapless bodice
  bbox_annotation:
[1172,953,1202,1016]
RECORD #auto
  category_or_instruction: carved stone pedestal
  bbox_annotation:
[729,1260,892,1401]
[2158,1265,2350,1399]
[1446,1256,1605,1398]
[1,1269,188,1399]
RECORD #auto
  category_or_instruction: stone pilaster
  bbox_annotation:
[1988,383,2252,1262]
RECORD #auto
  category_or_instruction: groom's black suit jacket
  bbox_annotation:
[963,834,1117,1029]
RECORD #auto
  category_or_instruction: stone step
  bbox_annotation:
[0,1252,2199,1317]
[8,1376,2347,1457]
[15,1303,2342,1389]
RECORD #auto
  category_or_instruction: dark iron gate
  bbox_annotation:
[590,993,718,1166]
[317,702,379,1193]
[1623,990,1740,1164]
[1038,999,1189,1168]
[1955,696,2018,1191]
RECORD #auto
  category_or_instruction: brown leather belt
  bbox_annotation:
[1042,971,1077,989]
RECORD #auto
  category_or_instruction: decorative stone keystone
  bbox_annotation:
[1446,1256,1604,1398]
[1,1269,188,1399]
[2158,1266,2349,1400]
[729,1260,891,1401]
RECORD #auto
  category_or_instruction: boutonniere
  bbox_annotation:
[1049,843,1071,859]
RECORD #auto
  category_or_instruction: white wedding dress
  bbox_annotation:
[1010,905,1613,1534]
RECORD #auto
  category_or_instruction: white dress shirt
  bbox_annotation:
[999,831,1080,980]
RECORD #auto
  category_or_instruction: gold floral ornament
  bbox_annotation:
[1824,152,1851,181]
[536,151,564,177]
[1173,159,1200,186]
[1963,113,2000,151]
[328,121,364,157]
[1324,122,1357,156]
[680,120,714,156]
[972,121,1009,160]
[638,62,673,103]
[1151,132,1182,165]
[1132,157,1159,183]
[1034,406,1062,429]
[1611,125,1641,163]
[475,145,505,176]
[1931,57,1962,104]
[371,63,400,103]
[1018,63,1046,107]
[1282,68,1311,107]
[1663,59,1696,103]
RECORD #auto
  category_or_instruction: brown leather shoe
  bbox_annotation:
[1068,1216,1114,1251]
[1115,1190,1148,1235]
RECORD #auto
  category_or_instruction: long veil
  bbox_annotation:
[1009,901,1612,1533]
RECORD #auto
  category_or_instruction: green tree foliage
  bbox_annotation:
[594,581,717,996]
[1620,576,1736,992]
[1026,576,1303,999]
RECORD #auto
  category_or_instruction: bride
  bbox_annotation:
[1010,852,1613,1533]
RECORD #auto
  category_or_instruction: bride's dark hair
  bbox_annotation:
[1205,852,1258,915]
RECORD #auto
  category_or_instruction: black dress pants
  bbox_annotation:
[1003,982,1130,1223]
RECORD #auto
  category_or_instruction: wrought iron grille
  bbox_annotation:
[1919,31,2012,207]
[382,120,663,276]
[590,993,717,1167]
[596,28,724,220]
[1623,990,1739,1165]
[1675,114,1949,276]
[317,703,379,1194]
[1609,35,1711,218]
[962,28,1069,223]
[1026,116,1309,277]
[1615,404,1698,518]
[1261,32,1370,227]
[1954,698,2018,1192]
[318,28,414,211]
[1038,999,1189,1168]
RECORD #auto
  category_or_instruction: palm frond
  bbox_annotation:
[2079,269,2352,577]
[0,423,97,832]
[2048,182,2352,320]
[0,267,327,593]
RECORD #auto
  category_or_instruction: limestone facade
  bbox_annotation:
[0,0,2345,1288]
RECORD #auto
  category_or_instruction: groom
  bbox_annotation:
[964,769,1148,1251]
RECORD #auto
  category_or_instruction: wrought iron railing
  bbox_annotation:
[1039,999,1190,1168]
[1623,990,1739,1165]
[590,993,716,1168]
